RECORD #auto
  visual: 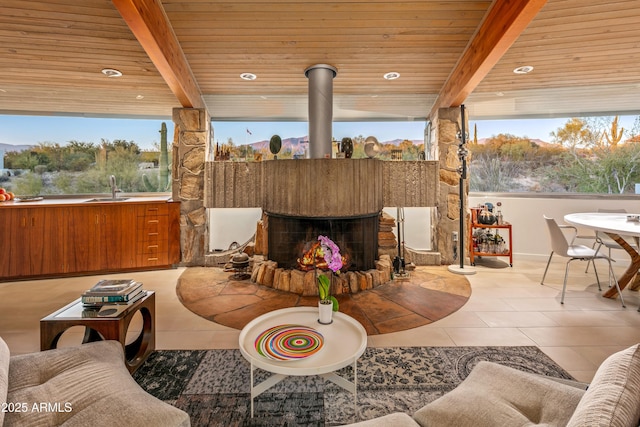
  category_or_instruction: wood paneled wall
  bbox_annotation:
[205,159,438,215]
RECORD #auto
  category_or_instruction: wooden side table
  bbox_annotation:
[40,291,155,373]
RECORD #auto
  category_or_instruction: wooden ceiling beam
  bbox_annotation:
[428,0,547,119]
[111,0,205,109]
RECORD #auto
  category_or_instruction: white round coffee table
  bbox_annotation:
[239,306,367,418]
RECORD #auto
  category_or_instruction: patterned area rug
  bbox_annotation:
[133,346,573,427]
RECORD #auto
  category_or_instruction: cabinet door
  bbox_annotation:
[8,209,40,277]
[100,204,137,270]
[2,207,65,279]
[31,207,66,275]
[65,206,102,273]
[2,209,21,278]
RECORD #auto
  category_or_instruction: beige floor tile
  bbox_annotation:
[562,296,628,311]
[538,346,598,372]
[475,311,558,327]
[155,308,229,331]
[444,327,537,346]
[502,297,603,312]
[521,326,640,347]
[157,330,240,350]
[367,326,455,347]
[570,345,630,368]
[424,310,488,328]
[458,297,516,312]
[613,309,640,325]
[540,310,631,327]
[1,331,40,355]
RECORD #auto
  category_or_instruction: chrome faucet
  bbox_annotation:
[109,175,120,199]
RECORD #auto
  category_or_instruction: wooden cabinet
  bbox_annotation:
[100,204,138,270]
[1,207,66,277]
[33,207,66,276]
[136,202,181,267]
[136,204,168,267]
[0,200,181,280]
[65,206,102,273]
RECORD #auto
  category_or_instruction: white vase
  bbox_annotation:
[318,301,333,324]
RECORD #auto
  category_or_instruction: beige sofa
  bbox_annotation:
[0,337,189,427]
[345,343,640,427]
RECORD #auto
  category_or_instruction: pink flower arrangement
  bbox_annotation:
[317,235,343,273]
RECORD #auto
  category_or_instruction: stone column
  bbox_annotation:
[434,107,468,265]
[172,108,209,266]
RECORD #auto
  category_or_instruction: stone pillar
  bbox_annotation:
[172,108,209,266]
[434,107,468,265]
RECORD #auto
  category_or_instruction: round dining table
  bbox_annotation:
[564,212,640,302]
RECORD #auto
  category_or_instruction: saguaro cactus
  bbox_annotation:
[159,122,169,188]
[602,116,624,147]
[143,122,171,191]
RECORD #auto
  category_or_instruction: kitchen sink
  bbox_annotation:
[84,198,130,203]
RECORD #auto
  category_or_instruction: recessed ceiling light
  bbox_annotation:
[136,95,144,100]
[101,68,123,78]
[513,65,534,74]
[383,72,400,80]
[496,92,504,97]
[240,73,257,81]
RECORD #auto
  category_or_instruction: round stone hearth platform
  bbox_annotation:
[176,265,471,335]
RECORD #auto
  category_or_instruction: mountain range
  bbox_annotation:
[248,136,423,153]
[0,143,32,152]
[475,137,551,146]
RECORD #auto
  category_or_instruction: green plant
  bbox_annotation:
[13,172,43,196]
[601,116,624,147]
[143,122,171,192]
[317,274,338,311]
[159,122,170,189]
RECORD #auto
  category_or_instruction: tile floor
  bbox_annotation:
[1,255,639,383]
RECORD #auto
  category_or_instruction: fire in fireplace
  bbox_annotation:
[297,240,349,271]
[267,213,379,271]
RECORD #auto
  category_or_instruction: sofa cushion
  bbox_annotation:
[567,343,640,427]
[0,337,9,426]
[6,340,189,427]
[413,361,585,427]
[342,412,420,427]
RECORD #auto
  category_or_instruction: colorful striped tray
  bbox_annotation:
[254,324,324,361]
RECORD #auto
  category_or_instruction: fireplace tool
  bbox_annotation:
[393,207,409,278]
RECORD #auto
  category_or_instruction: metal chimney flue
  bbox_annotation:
[305,64,337,158]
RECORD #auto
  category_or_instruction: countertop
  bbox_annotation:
[0,195,174,208]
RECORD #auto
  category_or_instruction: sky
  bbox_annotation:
[1,114,638,151]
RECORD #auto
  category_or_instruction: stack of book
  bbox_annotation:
[81,279,146,308]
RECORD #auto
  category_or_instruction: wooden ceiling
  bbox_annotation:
[1,0,639,122]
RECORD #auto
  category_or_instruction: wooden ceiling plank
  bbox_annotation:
[428,0,548,119]
[163,1,490,14]
[111,0,204,108]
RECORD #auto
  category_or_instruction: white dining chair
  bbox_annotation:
[541,215,625,308]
